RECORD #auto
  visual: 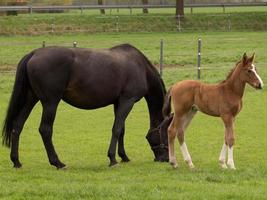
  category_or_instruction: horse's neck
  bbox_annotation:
[225,67,246,98]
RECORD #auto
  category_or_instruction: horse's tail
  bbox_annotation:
[162,88,172,118]
[2,52,34,147]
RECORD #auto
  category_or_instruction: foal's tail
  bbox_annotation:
[2,52,34,147]
[162,88,172,118]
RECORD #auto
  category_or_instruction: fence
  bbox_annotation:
[0,2,267,14]
[0,37,237,83]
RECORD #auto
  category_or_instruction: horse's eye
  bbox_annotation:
[248,69,252,73]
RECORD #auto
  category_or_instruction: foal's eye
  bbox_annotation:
[248,69,252,73]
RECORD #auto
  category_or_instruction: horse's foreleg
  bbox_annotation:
[10,92,37,168]
[221,115,236,170]
[108,98,135,167]
[39,102,65,169]
[219,143,228,169]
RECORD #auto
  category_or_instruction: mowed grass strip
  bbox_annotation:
[0,32,267,199]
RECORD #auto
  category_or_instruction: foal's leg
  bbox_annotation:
[108,98,135,166]
[219,143,228,169]
[221,115,236,170]
[178,110,196,169]
[39,102,65,169]
[168,118,178,168]
[10,91,38,168]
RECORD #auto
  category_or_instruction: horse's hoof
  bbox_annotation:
[109,160,118,167]
[121,156,130,163]
[54,162,66,169]
[13,163,22,169]
[57,165,67,170]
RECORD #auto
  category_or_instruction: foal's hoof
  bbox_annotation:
[109,160,118,167]
[220,163,228,169]
[170,162,178,169]
[227,161,236,170]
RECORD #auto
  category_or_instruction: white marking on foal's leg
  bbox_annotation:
[180,142,194,168]
[227,146,236,170]
[219,143,228,169]
[252,64,264,88]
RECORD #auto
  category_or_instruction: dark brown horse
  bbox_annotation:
[2,44,169,169]
[163,53,263,170]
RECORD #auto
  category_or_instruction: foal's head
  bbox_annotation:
[239,53,264,89]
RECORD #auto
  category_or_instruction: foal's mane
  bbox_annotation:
[221,60,241,83]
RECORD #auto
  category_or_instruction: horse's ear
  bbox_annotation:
[242,53,248,64]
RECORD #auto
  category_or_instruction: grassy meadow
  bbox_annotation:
[0,32,267,199]
[0,6,267,35]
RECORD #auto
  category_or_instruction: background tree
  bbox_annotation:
[98,0,105,14]
[176,0,184,17]
[142,0,148,14]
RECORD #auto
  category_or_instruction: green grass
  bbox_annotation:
[0,32,267,199]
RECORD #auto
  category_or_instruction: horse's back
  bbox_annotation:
[26,45,151,109]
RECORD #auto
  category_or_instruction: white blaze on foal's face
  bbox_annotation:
[251,64,264,89]
[246,63,264,89]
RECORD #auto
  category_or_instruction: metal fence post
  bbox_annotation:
[116,16,119,32]
[228,14,231,31]
[197,38,201,80]
[177,14,181,32]
[73,41,77,47]
[160,39,164,77]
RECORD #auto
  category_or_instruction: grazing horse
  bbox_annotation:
[2,44,168,169]
[163,53,263,170]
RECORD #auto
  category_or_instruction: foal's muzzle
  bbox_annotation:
[255,83,263,90]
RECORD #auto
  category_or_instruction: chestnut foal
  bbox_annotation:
[163,53,263,170]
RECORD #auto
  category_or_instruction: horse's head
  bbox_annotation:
[146,114,173,162]
[240,53,264,90]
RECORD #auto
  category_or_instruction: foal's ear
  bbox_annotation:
[242,53,248,64]
[250,53,255,63]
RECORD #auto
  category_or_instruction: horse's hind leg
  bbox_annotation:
[10,91,38,168]
[108,98,135,166]
[118,125,130,162]
[177,109,196,169]
[168,118,178,168]
[114,102,130,162]
[39,101,65,169]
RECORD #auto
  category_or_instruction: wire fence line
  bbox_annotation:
[0,38,237,81]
